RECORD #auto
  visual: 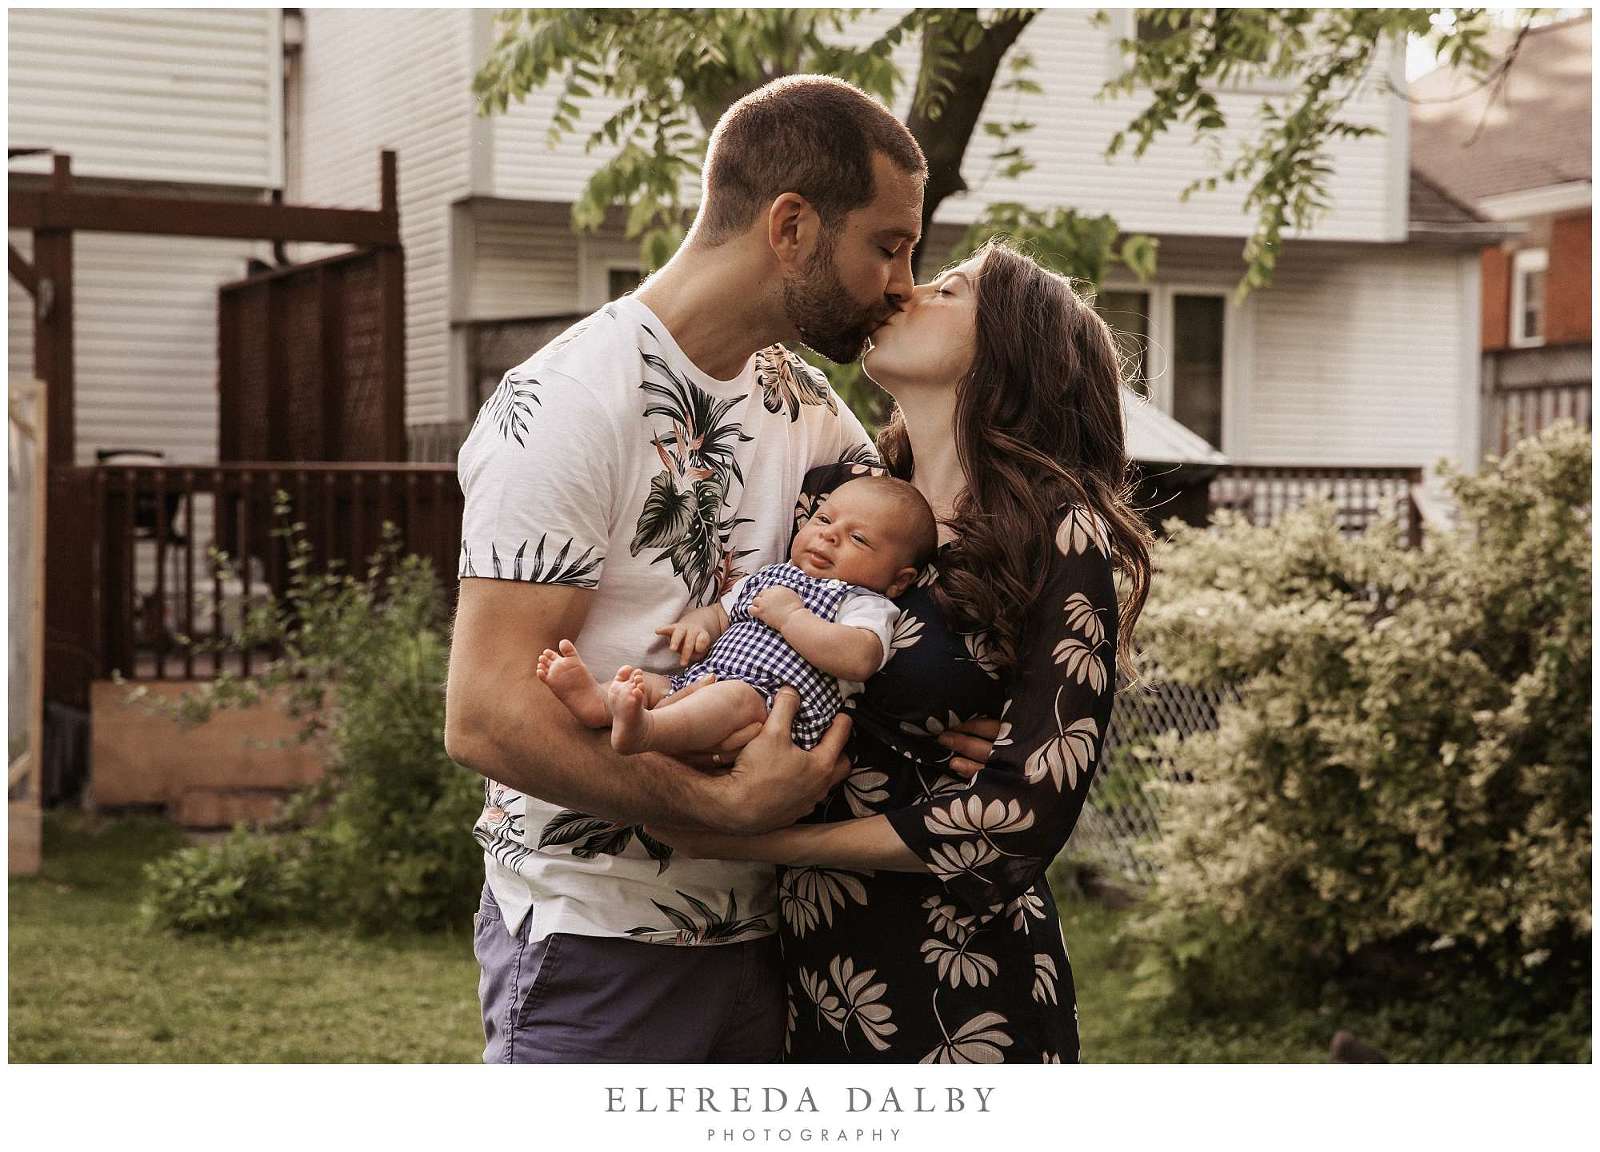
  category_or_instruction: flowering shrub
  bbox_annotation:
[1132,424,1590,1050]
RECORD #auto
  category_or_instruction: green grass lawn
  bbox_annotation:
[5,812,1455,1063]
[9,813,483,1062]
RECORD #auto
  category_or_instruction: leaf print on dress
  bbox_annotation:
[927,838,999,881]
[753,346,838,420]
[921,1011,1014,1065]
[626,889,770,944]
[920,936,1000,989]
[1032,953,1060,1004]
[1052,636,1108,693]
[780,867,870,938]
[890,613,926,654]
[923,795,1036,839]
[960,630,1003,679]
[841,760,891,818]
[1063,592,1107,647]
[1004,889,1048,931]
[1023,702,1101,793]
[799,966,848,1034]
[1054,504,1111,557]
[828,956,898,1053]
[485,370,542,447]
[923,895,977,943]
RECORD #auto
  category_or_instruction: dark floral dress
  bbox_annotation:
[779,461,1118,1064]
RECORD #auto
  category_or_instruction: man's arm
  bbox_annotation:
[444,578,850,833]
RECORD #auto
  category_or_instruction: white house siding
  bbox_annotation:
[7,7,281,188]
[7,230,261,467]
[293,8,475,427]
[1244,243,1474,474]
[483,8,1403,242]
[467,203,581,320]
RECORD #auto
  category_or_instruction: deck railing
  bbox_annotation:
[75,460,1423,687]
[85,462,460,682]
[1207,464,1424,545]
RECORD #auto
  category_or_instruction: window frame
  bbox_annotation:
[1097,277,1249,455]
[1509,247,1549,349]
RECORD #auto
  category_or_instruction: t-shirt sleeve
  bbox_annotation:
[456,364,620,589]
[834,592,899,672]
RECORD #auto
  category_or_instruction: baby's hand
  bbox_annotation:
[750,586,804,630]
[655,604,725,666]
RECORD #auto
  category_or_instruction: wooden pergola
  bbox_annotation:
[9,150,401,466]
[6,150,404,794]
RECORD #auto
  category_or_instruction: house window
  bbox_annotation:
[607,266,644,300]
[1510,248,1548,348]
[1093,289,1151,397]
[1171,293,1226,449]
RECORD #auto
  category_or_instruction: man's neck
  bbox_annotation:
[635,243,793,381]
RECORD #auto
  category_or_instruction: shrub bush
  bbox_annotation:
[1131,424,1590,1054]
[140,505,483,935]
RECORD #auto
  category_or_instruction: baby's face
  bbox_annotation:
[790,483,917,593]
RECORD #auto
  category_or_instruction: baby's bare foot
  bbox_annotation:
[536,640,609,728]
[609,669,655,754]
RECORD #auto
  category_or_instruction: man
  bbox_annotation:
[445,76,926,1062]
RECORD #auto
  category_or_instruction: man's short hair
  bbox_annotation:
[696,75,927,246]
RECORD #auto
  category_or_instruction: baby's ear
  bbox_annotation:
[886,566,918,599]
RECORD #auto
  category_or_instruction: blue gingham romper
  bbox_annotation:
[668,561,858,749]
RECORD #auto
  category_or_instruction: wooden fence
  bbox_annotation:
[1208,464,1424,545]
[52,463,461,690]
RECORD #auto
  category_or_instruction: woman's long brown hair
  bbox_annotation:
[877,239,1152,677]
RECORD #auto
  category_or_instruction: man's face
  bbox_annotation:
[781,152,924,364]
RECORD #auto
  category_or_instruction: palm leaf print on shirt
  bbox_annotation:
[485,370,542,447]
[626,889,771,943]
[753,346,838,421]
[460,535,602,588]
[631,345,755,601]
[537,810,674,873]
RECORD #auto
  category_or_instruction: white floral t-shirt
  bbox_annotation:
[456,295,875,945]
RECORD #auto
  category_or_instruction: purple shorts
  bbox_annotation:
[473,883,784,1063]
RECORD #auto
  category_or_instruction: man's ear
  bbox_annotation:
[886,566,919,600]
[766,192,819,269]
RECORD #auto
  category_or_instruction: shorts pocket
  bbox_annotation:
[515,932,565,1031]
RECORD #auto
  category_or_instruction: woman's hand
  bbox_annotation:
[937,716,1003,778]
[749,586,805,631]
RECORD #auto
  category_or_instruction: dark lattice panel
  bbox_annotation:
[282,273,326,460]
[233,287,271,462]
[339,257,386,462]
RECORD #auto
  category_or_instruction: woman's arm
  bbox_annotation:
[646,815,923,871]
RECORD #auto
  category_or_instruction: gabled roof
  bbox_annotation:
[1123,388,1228,466]
[1409,14,1592,205]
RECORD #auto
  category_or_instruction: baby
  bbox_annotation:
[538,475,937,755]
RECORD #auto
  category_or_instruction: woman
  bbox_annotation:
[655,240,1152,1063]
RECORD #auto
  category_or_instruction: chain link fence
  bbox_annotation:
[1071,679,1239,884]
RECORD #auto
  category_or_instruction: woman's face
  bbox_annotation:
[861,255,981,394]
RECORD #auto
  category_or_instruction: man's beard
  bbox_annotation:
[781,238,883,365]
